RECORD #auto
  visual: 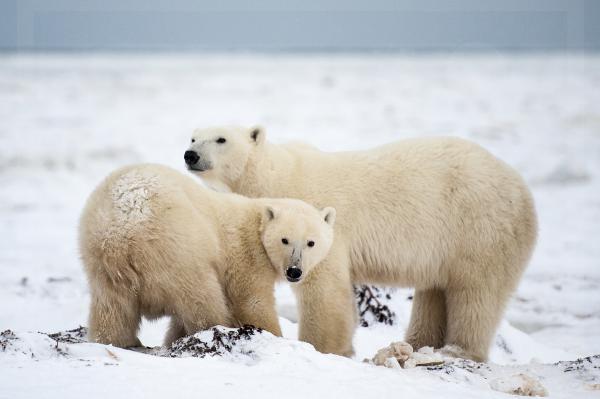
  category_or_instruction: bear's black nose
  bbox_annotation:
[286,267,302,282]
[184,150,200,166]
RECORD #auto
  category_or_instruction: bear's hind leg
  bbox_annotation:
[443,286,505,362]
[88,285,142,348]
[405,288,446,350]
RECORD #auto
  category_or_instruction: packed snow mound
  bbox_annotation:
[0,327,123,361]
[1,328,83,360]
[0,326,317,364]
[154,325,266,360]
[151,325,325,364]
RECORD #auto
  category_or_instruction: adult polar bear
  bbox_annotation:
[184,127,537,362]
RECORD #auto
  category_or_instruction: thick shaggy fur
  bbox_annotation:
[186,127,538,361]
[79,164,335,348]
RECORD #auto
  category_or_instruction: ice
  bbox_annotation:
[1,53,599,398]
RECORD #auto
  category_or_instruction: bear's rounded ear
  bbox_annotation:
[321,207,336,226]
[264,205,276,221]
[250,126,265,145]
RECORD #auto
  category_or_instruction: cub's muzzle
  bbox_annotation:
[286,267,302,282]
[285,246,303,282]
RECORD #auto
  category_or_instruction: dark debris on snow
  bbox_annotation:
[162,325,263,358]
[1,329,18,351]
[355,285,396,327]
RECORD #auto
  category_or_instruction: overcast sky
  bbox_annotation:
[0,0,598,51]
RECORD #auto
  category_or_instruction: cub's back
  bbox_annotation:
[79,164,221,278]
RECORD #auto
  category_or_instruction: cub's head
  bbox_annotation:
[260,200,335,283]
[184,126,264,191]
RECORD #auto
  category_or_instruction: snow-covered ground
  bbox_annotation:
[1,53,599,398]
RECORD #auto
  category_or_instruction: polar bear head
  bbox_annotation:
[260,199,336,283]
[184,126,266,192]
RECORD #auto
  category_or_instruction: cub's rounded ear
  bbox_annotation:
[264,205,276,221]
[250,126,265,145]
[321,207,336,226]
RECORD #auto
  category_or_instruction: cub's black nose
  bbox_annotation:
[184,150,200,165]
[286,267,302,281]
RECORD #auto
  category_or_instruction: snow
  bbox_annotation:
[1,53,599,398]
[2,328,599,398]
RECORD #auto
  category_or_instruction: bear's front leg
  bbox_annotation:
[294,246,356,357]
[225,269,282,337]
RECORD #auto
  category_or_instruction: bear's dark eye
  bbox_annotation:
[307,240,315,247]
[216,137,226,144]
[191,138,195,143]
[281,238,289,245]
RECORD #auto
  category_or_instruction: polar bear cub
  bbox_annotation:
[79,163,335,348]
[184,126,537,362]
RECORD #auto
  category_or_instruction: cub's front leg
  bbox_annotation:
[293,244,356,356]
[224,266,282,337]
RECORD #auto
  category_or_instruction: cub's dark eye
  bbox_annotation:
[281,238,289,245]
[191,138,195,143]
[307,241,315,247]
[216,137,226,144]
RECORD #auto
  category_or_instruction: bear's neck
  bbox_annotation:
[232,142,297,198]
